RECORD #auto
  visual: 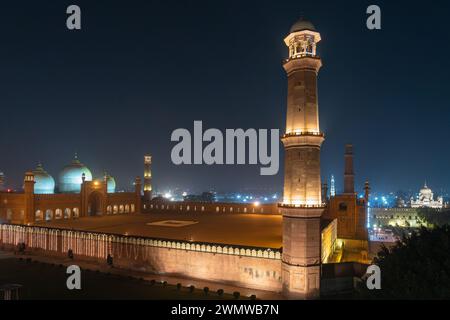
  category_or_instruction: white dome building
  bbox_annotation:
[411,182,443,209]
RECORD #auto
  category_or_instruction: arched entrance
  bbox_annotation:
[88,192,102,216]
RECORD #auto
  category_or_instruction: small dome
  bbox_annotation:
[104,173,116,193]
[33,163,55,194]
[290,18,316,33]
[58,154,92,193]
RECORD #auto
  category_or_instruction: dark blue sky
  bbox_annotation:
[1,0,449,195]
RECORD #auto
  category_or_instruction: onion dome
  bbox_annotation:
[58,154,92,193]
[33,163,55,194]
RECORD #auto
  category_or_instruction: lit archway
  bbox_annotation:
[45,209,53,221]
[35,210,43,221]
[55,209,62,219]
[64,208,71,219]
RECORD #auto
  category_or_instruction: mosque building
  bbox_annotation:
[0,154,141,224]
[0,18,371,299]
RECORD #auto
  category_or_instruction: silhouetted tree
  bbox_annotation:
[358,226,450,299]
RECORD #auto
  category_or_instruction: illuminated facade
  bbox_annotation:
[0,156,141,224]
[279,18,324,299]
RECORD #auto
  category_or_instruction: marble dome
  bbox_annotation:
[58,155,92,193]
[33,163,55,194]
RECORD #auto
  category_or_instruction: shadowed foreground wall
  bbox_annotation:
[0,224,282,292]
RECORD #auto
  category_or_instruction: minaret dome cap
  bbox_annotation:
[290,18,316,33]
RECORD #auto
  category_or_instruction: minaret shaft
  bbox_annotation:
[143,155,152,202]
[279,21,324,300]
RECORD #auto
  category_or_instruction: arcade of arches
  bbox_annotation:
[0,174,141,224]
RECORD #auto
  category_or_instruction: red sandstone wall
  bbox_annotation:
[0,224,282,293]
[0,193,26,223]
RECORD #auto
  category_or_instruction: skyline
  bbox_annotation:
[1,0,450,193]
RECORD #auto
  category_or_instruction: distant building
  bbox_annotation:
[183,192,216,203]
[371,207,421,228]
[371,184,444,228]
[410,183,443,209]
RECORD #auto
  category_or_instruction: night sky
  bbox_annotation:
[1,0,449,195]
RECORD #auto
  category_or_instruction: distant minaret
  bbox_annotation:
[144,155,152,202]
[279,17,323,299]
[0,171,5,191]
[364,181,370,204]
[330,175,336,197]
[344,144,355,194]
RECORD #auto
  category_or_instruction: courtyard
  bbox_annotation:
[35,213,283,248]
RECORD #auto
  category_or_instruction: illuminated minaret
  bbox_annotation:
[143,155,152,202]
[344,144,355,194]
[280,18,324,299]
[330,175,336,197]
[23,171,35,224]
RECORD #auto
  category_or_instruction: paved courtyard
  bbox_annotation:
[36,213,283,248]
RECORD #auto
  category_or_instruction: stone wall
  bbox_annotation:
[0,224,282,292]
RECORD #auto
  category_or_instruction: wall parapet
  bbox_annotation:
[0,223,281,260]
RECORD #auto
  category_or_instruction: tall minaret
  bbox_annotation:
[280,18,324,299]
[23,171,35,224]
[143,155,152,202]
[344,144,355,194]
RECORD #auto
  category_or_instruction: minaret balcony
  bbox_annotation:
[281,132,325,148]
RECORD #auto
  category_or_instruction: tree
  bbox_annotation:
[358,226,450,299]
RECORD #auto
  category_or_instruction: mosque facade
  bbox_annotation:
[0,155,141,224]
